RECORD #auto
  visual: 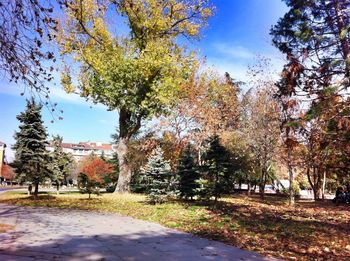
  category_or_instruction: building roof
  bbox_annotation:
[59,142,113,151]
[0,141,6,146]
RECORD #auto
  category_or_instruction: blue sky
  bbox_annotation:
[0,0,288,161]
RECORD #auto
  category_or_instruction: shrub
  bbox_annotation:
[77,155,113,198]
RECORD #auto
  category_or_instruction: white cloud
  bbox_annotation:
[206,58,249,81]
[212,43,255,60]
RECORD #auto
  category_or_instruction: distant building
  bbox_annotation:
[0,141,6,179]
[47,141,116,161]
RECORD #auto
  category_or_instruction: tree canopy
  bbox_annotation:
[57,0,214,192]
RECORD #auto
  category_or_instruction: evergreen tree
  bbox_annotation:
[202,135,233,202]
[12,98,50,198]
[48,135,74,194]
[177,144,199,200]
[141,147,173,204]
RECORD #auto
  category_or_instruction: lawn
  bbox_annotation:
[0,191,349,260]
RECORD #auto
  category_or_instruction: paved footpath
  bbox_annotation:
[0,203,276,261]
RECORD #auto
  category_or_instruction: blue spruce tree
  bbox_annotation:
[142,147,173,204]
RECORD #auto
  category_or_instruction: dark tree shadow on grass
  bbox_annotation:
[172,196,350,260]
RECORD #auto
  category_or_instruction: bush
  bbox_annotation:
[77,156,114,198]
[281,181,300,198]
[105,185,116,193]
[77,173,101,198]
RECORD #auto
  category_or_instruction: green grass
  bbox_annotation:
[1,191,350,260]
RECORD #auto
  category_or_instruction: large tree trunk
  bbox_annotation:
[114,109,142,193]
[114,138,132,193]
[306,166,322,201]
[33,182,39,199]
[313,186,321,201]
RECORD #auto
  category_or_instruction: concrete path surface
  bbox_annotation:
[0,203,275,261]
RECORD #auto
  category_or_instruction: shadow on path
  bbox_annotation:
[0,203,273,261]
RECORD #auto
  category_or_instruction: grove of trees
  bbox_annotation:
[4,0,350,206]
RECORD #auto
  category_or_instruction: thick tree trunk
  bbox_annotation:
[113,108,142,193]
[56,183,60,195]
[314,169,322,201]
[313,187,321,201]
[114,138,132,193]
[306,167,321,201]
[247,183,251,196]
[34,182,39,199]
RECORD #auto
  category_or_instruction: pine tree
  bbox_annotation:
[177,144,199,200]
[203,135,233,202]
[48,135,74,194]
[12,98,50,198]
[141,147,173,204]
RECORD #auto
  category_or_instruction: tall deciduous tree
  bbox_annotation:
[161,71,240,165]
[12,98,50,198]
[57,0,213,193]
[244,59,281,199]
[275,74,300,205]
